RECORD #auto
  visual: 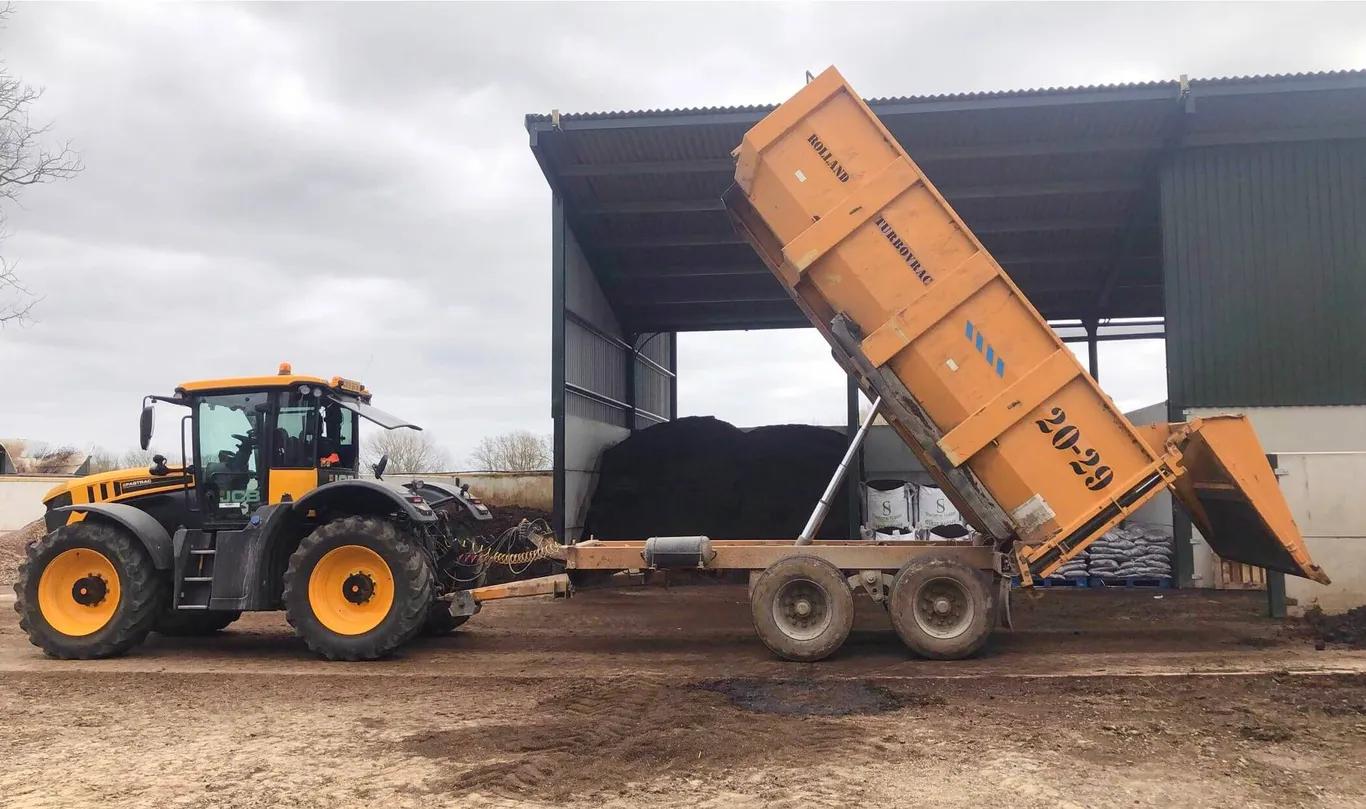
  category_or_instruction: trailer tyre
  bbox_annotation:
[888,556,995,660]
[284,517,433,661]
[750,556,853,662]
[15,522,164,659]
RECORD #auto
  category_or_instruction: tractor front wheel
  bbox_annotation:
[283,516,432,661]
[14,522,164,659]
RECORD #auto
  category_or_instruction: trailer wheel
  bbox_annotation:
[888,556,995,660]
[283,516,432,661]
[750,556,853,662]
[15,522,164,659]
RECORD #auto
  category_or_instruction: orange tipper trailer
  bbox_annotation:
[721,66,1328,588]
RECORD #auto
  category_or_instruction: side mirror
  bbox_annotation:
[139,404,155,451]
[372,453,389,480]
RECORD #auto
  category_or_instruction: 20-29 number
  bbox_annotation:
[1034,406,1113,491]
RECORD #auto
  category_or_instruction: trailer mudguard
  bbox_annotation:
[55,502,174,569]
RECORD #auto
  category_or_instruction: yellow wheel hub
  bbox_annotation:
[38,548,121,637]
[308,544,394,636]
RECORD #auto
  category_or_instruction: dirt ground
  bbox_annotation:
[3,584,1365,808]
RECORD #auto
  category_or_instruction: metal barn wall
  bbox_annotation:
[553,196,677,539]
[1162,139,1366,409]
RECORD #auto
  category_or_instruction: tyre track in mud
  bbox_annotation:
[400,677,940,806]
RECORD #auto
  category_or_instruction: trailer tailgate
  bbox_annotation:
[1172,415,1330,584]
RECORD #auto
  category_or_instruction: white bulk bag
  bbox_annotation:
[864,479,913,531]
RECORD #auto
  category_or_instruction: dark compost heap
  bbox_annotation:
[583,416,851,540]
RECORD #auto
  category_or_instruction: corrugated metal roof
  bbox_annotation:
[527,69,1365,124]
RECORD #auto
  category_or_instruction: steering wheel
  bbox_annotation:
[231,433,253,445]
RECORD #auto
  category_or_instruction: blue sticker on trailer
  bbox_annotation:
[965,320,1006,377]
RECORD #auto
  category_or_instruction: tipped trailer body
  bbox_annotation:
[472,67,1329,663]
[721,66,1327,589]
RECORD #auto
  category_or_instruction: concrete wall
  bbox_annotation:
[0,476,65,530]
[1272,452,1366,614]
[386,471,552,512]
[1183,406,1366,453]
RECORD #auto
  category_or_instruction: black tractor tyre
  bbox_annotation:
[283,516,433,661]
[749,555,854,663]
[888,556,996,660]
[14,522,165,659]
[154,609,242,636]
[421,604,470,636]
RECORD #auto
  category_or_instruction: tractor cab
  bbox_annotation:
[141,363,417,528]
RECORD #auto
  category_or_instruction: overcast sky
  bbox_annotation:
[2,3,1363,464]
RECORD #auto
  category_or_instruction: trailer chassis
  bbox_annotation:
[458,539,1008,662]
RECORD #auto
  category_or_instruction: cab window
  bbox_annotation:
[273,392,318,468]
[319,400,357,470]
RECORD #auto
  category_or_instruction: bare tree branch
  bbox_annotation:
[362,429,451,474]
[0,4,83,326]
[468,431,551,472]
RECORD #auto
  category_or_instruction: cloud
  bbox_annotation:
[0,2,1361,464]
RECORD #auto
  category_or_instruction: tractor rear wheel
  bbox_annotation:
[14,522,164,659]
[749,555,853,662]
[154,609,241,636]
[283,516,432,661]
[888,556,995,660]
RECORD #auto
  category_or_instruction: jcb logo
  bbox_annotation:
[222,489,261,504]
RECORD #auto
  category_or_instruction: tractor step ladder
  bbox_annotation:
[173,528,217,609]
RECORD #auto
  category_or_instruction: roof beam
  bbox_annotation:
[998,251,1159,267]
[609,262,769,279]
[1188,73,1366,97]
[580,199,727,215]
[1181,121,1366,148]
[972,217,1135,235]
[619,294,793,307]
[947,178,1143,200]
[910,135,1161,162]
[559,158,734,177]
[870,85,1180,116]
[575,178,1143,215]
[597,233,749,250]
[612,274,785,305]
[595,216,1140,250]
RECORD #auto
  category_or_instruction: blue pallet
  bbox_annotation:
[1012,576,1091,588]
[1088,576,1173,589]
